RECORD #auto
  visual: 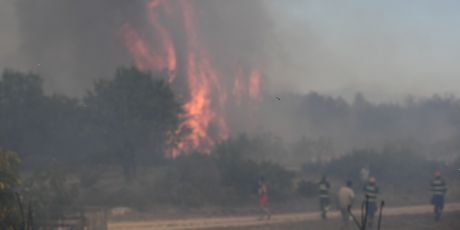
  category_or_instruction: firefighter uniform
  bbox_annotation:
[430,172,447,221]
[363,177,379,227]
[318,177,331,219]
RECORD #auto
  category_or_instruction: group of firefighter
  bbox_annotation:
[319,170,448,227]
[257,170,448,227]
[320,175,382,228]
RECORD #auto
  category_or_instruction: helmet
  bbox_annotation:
[368,176,376,184]
[434,171,441,177]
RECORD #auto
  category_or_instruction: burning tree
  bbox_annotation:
[121,0,266,157]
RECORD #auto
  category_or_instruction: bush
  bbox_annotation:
[323,149,438,188]
[296,180,317,198]
[137,141,297,207]
[257,162,295,201]
[0,149,22,229]
[23,161,80,221]
[79,165,102,189]
[154,155,224,207]
[214,139,295,203]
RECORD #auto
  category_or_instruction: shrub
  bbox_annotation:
[214,139,295,203]
[23,161,80,221]
[0,149,22,229]
[155,155,224,207]
[257,162,295,201]
[323,149,438,188]
[296,180,317,198]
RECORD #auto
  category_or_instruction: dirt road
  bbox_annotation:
[108,202,460,230]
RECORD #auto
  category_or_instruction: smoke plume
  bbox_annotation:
[10,0,273,97]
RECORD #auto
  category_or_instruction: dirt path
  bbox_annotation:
[108,202,460,230]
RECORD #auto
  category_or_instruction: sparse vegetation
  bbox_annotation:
[1,68,459,219]
[0,149,22,229]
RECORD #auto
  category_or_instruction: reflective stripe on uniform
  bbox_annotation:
[319,182,330,198]
[364,185,378,201]
[432,186,446,191]
[431,179,447,195]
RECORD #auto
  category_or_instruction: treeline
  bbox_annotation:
[260,91,460,162]
[3,67,460,172]
[1,67,460,212]
[0,67,182,180]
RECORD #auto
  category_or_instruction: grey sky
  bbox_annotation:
[269,0,460,101]
[2,0,460,101]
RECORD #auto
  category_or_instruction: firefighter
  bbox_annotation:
[318,175,331,219]
[430,171,447,221]
[258,177,271,220]
[363,176,379,228]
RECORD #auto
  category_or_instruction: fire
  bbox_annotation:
[121,0,262,157]
[233,71,245,105]
[249,69,262,100]
[146,0,177,82]
[120,24,160,72]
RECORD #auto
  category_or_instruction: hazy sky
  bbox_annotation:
[1,0,460,101]
[270,0,460,101]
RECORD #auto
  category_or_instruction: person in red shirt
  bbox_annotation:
[258,177,271,220]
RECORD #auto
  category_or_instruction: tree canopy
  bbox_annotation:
[0,68,183,180]
[85,67,183,180]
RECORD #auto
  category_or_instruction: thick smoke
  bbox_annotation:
[12,0,149,95]
[6,0,460,162]
[11,0,273,96]
[193,0,272,71]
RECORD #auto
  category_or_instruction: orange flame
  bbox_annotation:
[233,69,246,105]
[147,0,177,82]
[121,0,261,157]
[121,24,161,71]
[249,69,262,100]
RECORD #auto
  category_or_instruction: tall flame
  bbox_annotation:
[249,69,262,100]
[121,0,262,157]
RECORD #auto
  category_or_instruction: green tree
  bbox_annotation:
[85,67,183,181]
[0,71,48,157]
[0,70,90,168]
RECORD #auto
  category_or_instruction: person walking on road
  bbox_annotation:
[318,175,331,219]
[338,180,355,227]
[430,171,448,221]
[363,176,379,228]
[258,177,271,220]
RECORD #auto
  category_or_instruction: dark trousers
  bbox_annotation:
[340,206,351,223]
[366,201,377,219]
[320,197,330,219]
[431,195,445,221]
